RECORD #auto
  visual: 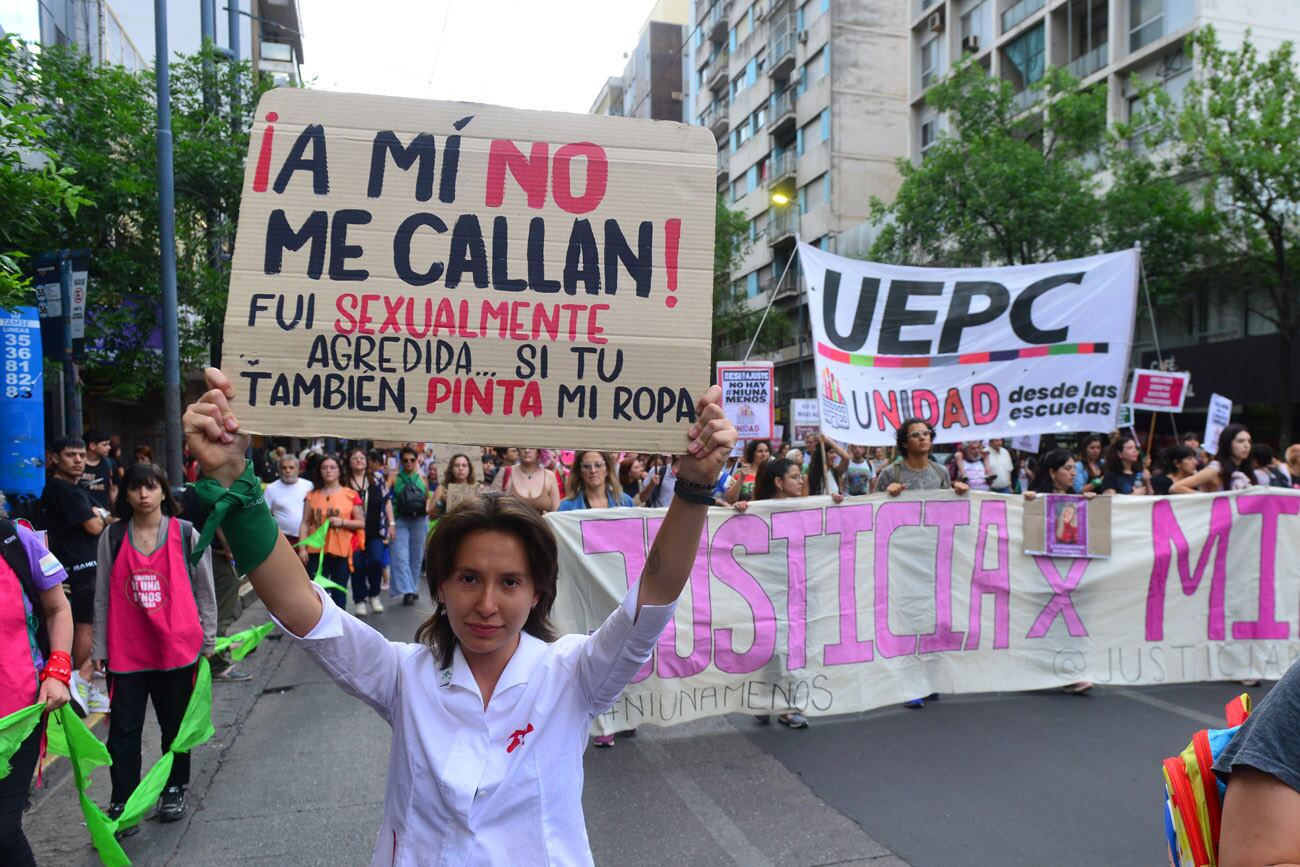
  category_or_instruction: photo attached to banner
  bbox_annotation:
[222,89,717,451]
[1024,493,1112,558]
[799,241,1139,445]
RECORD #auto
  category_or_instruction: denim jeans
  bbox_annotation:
[391,515,427,597]
[351,538,386,603]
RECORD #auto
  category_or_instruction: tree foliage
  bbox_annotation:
[712,195,789,366]
[5,42,270,398]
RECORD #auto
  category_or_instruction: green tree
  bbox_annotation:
[1145,27,1300,440]
[712,195,789,367]
[0,37,90,309]
[11,42,269,398]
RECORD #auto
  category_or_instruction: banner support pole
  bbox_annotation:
[743,248,798,363]
[1135,242,1179,440]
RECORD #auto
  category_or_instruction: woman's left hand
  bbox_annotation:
[328,516,343,528]
[677,385,737,486]
[39,677,71,711]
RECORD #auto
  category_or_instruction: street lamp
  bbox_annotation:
[771,191,790,206]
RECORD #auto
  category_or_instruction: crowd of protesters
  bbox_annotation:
[5,414,1300,862]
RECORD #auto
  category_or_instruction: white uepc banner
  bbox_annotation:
[799,242,1140,445]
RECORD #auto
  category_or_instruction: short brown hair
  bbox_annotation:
[415,493,559,668]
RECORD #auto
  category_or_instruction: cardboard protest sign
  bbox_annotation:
[1129,369,1190,412]
[223,89,716,450]
[1023,493,1111,557]
[1011,434,1040,453]
[1204,393,1232,451]
[800,243,1138,445]
[715,361,773,441]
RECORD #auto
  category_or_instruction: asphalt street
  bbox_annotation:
[23,590,1276,866]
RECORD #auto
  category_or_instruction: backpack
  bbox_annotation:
[1,518,50,660]
[1162,693,1252,867]
[394,477,427,518]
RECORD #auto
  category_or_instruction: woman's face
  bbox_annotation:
[578,452,607,489]
[1051,459,1076,492]
[505,447,519,463]
[753,442,771,464]
[319,459,340,484]
[349,451,367,473]
[873,447,886,461]
[850,445,866,461]
[451,456,470,482]
[127,481,162,516]
[1232,430,1252,462]
[1086,441,1102,461]
[630,459,644,481]
[1121,440,1139,465]
[518,448,538,466]
[775,464,803,497]
[1177,454,1199,476]
[440,530,539,666]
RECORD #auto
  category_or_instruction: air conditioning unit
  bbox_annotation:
[797,30,809,43]
[671,90,684,101]
[961,34,979,53]
[927,12,944,33]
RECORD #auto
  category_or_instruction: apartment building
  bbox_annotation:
[692,0,910,406]
[907,0,1300,430]
[589,0,688,121]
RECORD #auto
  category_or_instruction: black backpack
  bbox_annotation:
[394,478,426,517]
[1,518,50,660]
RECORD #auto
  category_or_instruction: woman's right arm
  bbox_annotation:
[1171,465,1220,494]
[184,370,323,638]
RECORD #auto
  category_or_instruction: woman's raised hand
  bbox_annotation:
[182,368,251,486]
[678,385,737,486]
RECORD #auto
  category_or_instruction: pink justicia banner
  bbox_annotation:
[547,490,1300,733]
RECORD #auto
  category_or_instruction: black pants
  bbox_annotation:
[0,724,40,866]
[107,664,196,805]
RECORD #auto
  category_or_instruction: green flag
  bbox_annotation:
[295,522,329,550]
[0,702,44,778]
[213,621,276,661]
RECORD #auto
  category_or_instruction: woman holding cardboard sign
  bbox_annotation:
[429,454,484,517]
[181,367,736,866]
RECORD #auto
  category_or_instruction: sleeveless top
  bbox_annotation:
[507,468,554,513]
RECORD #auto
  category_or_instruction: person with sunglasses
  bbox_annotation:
[876,419,971,498]
[388,447,428,606]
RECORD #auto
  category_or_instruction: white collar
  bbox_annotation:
[446,631,549,706]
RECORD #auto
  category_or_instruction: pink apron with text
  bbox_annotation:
[0,557,39,716]
[106,518,203,673]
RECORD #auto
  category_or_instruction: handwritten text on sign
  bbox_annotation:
[548,491,1300,731]
[224,90,716,449]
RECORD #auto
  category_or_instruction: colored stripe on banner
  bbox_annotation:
[816,341,1109,367]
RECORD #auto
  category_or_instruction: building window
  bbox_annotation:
[732,177,746,202]
[747,271,760,296]
[1129,0,1162,51]
[920,117,939,155]
[1003,23,1045,93]
[821,110,831,141]
[960,1,989,53]
[920,36,942,89]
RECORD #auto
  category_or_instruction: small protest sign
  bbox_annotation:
[1011,434,1040,454]
[1129,369,1190,412]
[1204,393,1232,451]
[223,89,716,450]
[716,361,773,441]
[1116,403,1134,428]
[790,398,819,442]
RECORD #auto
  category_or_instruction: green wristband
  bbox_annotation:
[189,461,280,573]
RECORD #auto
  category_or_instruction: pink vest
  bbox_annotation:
[0,557,40,717]
[106,517,204,673]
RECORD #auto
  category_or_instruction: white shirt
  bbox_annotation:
[263,478,314,536]
[275,582,675,866]
[987,446,1014,491]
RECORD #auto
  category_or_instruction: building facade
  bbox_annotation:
[590,0,688,121]
[906,0,1300,431]
[692,0,910,410]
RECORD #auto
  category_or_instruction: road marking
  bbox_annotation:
[1111,687,1223,727]
[634,734,774,867]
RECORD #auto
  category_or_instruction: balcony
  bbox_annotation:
[768,87,797,135]
[707,48,730,91]
[761,0,787,20]
[702,1,731,44]
[1067,41,1108,79]
[702,101,730,139]
[1011,85,1044,113]
[716,149,730,180]
[766,149,796,189]
[769,22,797,79]
[768,206,798,247]
[1001,0,1044,33]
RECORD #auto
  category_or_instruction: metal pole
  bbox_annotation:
[156,0,184,487]
[743,251,797,362]
[228,0,241,137]
[58,251,82,438]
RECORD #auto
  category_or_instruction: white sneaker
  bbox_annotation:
[353,600,369,617]
[85,682,112,714]
[369,596,384,613]
[68,671,90,718]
